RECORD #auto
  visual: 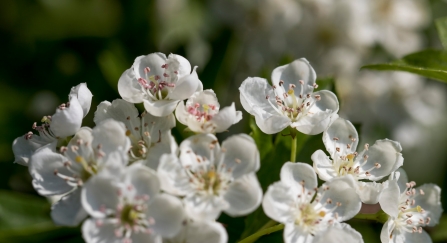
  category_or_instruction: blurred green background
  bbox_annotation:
[2,0,447,242]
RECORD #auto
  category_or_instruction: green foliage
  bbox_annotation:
[436,17,447,50]
[249,117,273,160]
[361,50,447,83]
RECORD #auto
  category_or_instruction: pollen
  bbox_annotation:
[75,156,83,163]
[318,211,326,217]
[126,130,132,136]
[347,154,355,160]
[287,89,294,95]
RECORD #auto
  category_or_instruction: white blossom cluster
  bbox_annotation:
[12,53,442,243]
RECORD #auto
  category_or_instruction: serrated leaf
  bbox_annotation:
[361,50,447,83]
[436,17,447,50]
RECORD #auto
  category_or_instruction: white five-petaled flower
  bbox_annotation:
[379,169,442,243]
[312,117,404,204]
[239,58,339,135]
[94,99,176,169]
[262,162,362,243]
[82,163,185,243]
[12,83,93,166]
[157,133,262,220]
[29,119,130,226]
[175,89,242,133]
[118,52,203,117]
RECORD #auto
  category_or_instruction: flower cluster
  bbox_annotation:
[12,53,442,243]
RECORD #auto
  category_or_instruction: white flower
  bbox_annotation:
[239,58,339,135]
[82,163,185,243]
[175,89,242,133]
[163,218,227,243]
[118,52,203,117]
[262,162,361,243]
[379,169,442,243]
[29,119,130,226]
[12,83,93,166]
[157,133,262,220]
[312,117,404,204]
[94,99,176,169]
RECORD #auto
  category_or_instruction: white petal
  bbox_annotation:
[239,77,277,116]
[183,195,226,221]
[395,169,408,193]
[70,83,93,117]
[141,112,176,144]
[168,67,202,100]
[291,90,339,135]
[143,99,180,117]
[133,53,167,80]
[356,181,388,204]
[280,162,318,190]
[92,119,130,160]
[157,154,190,196]
[64,127,93,172]
[396,230,431,243]
[312,149,336,181]
[168,53,192,77]
[283,223,313,243]
[220,134,259,179]
[321,176,361,221]
[178,134,220,168]
[12,134,55,166]
[165,219,227,243]
[262,182,296,224]
[380,219,397,243]
[29,147,74,196]
[313,223,364,243]
[379,179,400,218]
[323,117,359,157]
[50,96,84,138]
[82,218,122,243]
[144,133,176,170]
[271,58,316,98]
[81,174,120,218]
[254,114,291,134]
[131,233,161,243]
[358,139,403,180]
[118,68,145,103]
[212,103,242,133]
[174,101,189,126]
[123,163,160,198]
[51,189,87,226]
[93,100,141,136]
[224,173,262,217]
[147,194,185,238]
[414,184,443,226]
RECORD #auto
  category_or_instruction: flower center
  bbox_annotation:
[187,103,219,122]
[266,81,320,122]
[138,65,177,101]
[393,182,431,235]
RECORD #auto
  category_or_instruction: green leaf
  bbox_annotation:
[361,49,447,83]
[0,190,51,231]
[436,17,447,50]
[249,117,273,160]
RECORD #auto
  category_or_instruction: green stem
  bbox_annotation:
[238,224,284,243]
[353,211,389,224]
[291,134,297,162]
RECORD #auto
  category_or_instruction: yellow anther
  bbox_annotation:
[202,104,210,112]
[75,156,84,163]
[207,171,216,180]
[347,154,355,161]
[318,211,326,217]
[417,205,423,213]
[41,116,49,123]
[126,130,132,136]
[288,89,294,95]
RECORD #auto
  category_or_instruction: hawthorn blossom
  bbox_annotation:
[82,163,185,243]
[313,224,364,243]
[157,133,262,220]
[239,58,339,135]
[12,83,93,166]
[312,117,403,203]
[163,217,227,243]
[262,162,361,243]
[94,99,176,169]
[29,119,130,226]
[118,52,203,117]
[379,169,442,243]
[175,89,242,133]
